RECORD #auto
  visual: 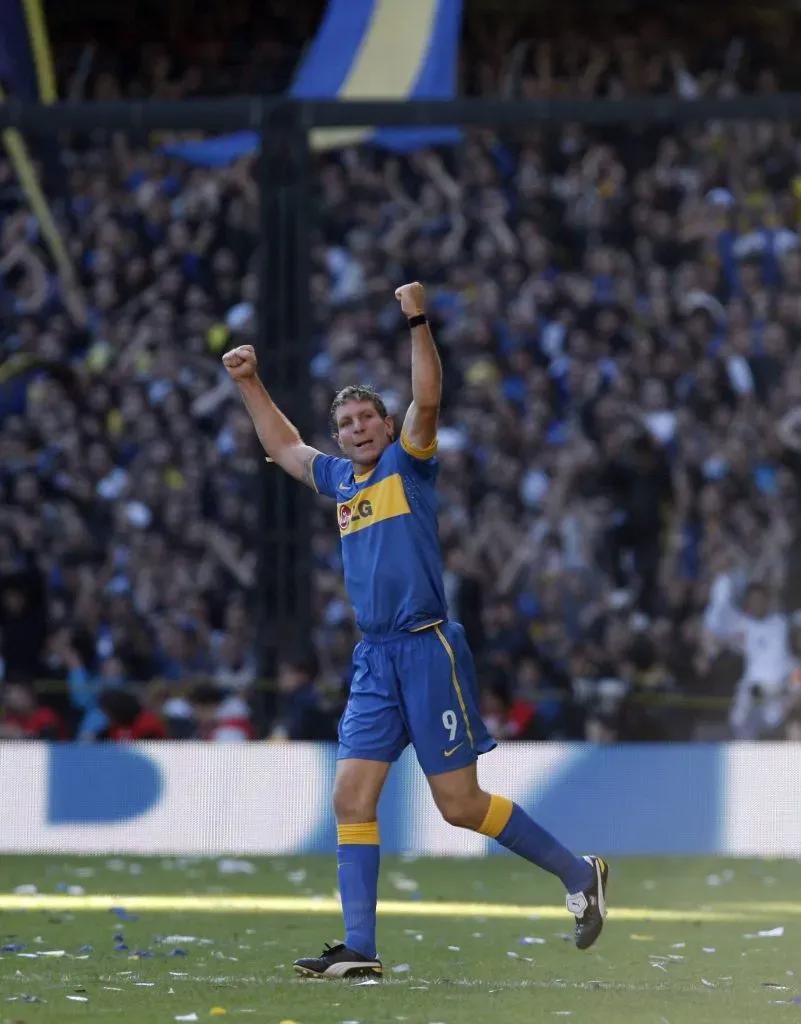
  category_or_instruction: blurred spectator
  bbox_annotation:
[99,689,168,741]
[269,655,338,741]
[704,576,792,738]
[190,682,254,741]
[0,681,65,739]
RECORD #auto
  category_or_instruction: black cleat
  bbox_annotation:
[566,855,609,950]
[293,941,383,979]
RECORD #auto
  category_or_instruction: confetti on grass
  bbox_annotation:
[110,907,140,922]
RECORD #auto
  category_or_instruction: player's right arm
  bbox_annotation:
[222,344,319,489]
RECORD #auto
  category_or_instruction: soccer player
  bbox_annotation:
[223,282,609,979]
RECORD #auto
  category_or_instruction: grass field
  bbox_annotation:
[1,855,800,1023]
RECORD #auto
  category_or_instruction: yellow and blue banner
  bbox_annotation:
[0,0,73,280]
[162,0,463,167]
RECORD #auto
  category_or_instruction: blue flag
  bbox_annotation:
[161,0,463,167]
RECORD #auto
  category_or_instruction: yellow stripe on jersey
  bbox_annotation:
[337,472,410,536]
[400,429,438,460]
[307,452,320,493]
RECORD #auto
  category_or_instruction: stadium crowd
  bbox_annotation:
[4,6,801,742]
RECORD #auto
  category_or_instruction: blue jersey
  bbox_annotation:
[310,432,446,635]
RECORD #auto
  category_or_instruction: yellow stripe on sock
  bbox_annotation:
[477,795,514,839]
[337,821,380,845]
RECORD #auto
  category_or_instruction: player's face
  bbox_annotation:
[335,399,393,466]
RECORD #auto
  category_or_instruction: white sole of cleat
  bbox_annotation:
[293,962,383,980]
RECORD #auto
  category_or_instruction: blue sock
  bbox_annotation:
[479,795,593,893]
[337,822,380,959]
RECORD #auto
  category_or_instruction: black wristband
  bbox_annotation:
[407,313,428,328]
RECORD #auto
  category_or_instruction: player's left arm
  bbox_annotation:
[395,281,441,458]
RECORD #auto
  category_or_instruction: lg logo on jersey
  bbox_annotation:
[339,499,374,532]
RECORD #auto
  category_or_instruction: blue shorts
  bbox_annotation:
[337,621,496,776]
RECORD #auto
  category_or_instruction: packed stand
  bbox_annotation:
[3,9,801,740]
[305,20,801,743]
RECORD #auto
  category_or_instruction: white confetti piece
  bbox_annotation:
[392,964,410,973]
[135,982,156,987]
[175,1016,199,1022]
[218,859,256,875]
[758,927,784,938]
[13,884,37,895]
[161,936,199,944]
[41,950,66,957]
[447,946,460,951]
[169,972,189,977]
[471,933,483,939]
[67,885,85,896]
[101,987,123,992]
[410,986,429,991]
[671,943,685,949]
[521,937,546,945]
[701,979,716,988]
[702,948,716,953]
[67,995,89,1002]
[353,979,380,987]
[506,951,519,959]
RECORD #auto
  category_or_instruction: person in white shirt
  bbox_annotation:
[703,574,792,739]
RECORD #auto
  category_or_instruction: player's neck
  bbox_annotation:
[352,460,377,481]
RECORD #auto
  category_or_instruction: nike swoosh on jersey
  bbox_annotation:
[443,742,464,757]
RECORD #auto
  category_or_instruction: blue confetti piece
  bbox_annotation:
[78,945,93,953]
[55,882,67,892]
[110,906,139,921]
[113,933,125,942]
[114,943,129,952]
[132,951,155,958]
[169,949,188,957]
[0,943,24,952]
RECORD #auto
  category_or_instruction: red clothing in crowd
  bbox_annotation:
[5,706,66,739]
[507,699,536,738]
[108,710,168,741]
[196,695,255,741]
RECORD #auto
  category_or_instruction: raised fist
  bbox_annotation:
[222,344,258,382]
[395,281,426,317]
